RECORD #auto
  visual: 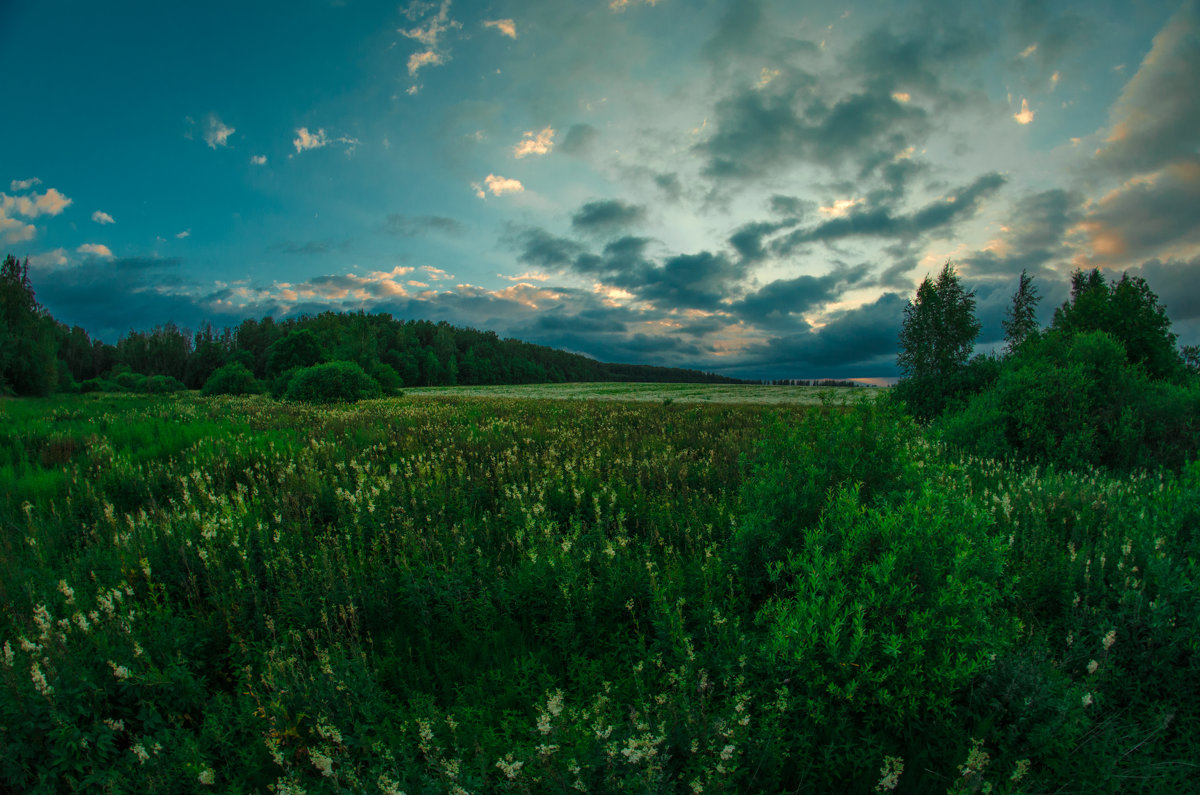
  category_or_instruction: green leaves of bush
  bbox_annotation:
[199,362,262,396]
[283,361,382,403]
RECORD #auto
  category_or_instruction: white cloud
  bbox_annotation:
[10,177,41,191]
[474,174,525,198]
[176,229,191,239]
[500,271,550,281]
[399,0,459,77]
[891,91,911,103]
[483,18,516,38]
[204,114,235,148]
[77,243,113,258]
[251,155,267,165]
[1019,43,1038,58]
[1013,97,1035,125]
[0,215,36,243]
[610,0,661,11]
[421,265,455,280]
[1,187,73,218]
[513,126,555,158]
[92,210,115,225]
[819,197,865,217]
[29,248,68,267]
[293,127,360,154]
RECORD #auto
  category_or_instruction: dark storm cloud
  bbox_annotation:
[1091,2,1200,177]
[634,251,744,311]
[653,172,683,201]
[768,194,811,219]
[560,123,599,155]
[507,226,587,269]
[570,199,647,234]
[735,263,873,330]
[33,257,270,342]
[845,20,986,99]
[961,188,1085,280]
[732,292,910,378]
[274,240,352,255]
[1132,255,1200,321]
[772,172,1006,254]
[728,219,795,263]
[700,0,817,70]
[1079,163,1200,267]
[383,214,467,237]
[700,80,927,181]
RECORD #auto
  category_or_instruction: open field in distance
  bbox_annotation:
[402,381,882,405]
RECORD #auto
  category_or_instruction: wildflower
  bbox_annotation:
[31,661,52,696]
[104,718,125,732]
[875,756,904,792]
[1082,692,1094,708]
[132,743,150,764]
[1087,659,1099,675]
[720,744,735,761]
[57,580,75,604]
[1102,629,1117,651]
[109,661,131,680]
[690,779,705,793]
[1011,758,1031,782]
[2,641,12,668]
[198,767,216,785]
[377,773,406,795]
[309,746,334,777]
[72,612,91,632]
[496,755,524,780]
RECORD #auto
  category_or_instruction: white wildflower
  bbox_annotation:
[1102,629,1116,651]
[109,661,131,680]
[1081,692,1094,708]
[57,579,75,603]
[1087,659,1099,675]
[198,766,216,785]
[132,743,150,764]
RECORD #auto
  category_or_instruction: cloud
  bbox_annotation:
[653,172,682,200]
[773,171,1007,253]
[1092,2,1200,176]
[92,211,115,225]
[560,124,599,155]
[483,18,516,38]
[961,187,1085,280]
[728,219,797,263]
[293,127,359,154]
[475,174,524,198]
[10,178,41,191]
[735,263,873,330]
[275,240,352,255]
[76,243,113,258]
[0,215,36,243]
[1131,254,1200,321]
[1,187,73,218]
[509,226,587,269]
[176,229,191,239]
[1076,161,1200,267]
[513,126,556,158]
[1013,98,1034,125]
[384,214,466,237]
[251,155,267,165]
[609,0,661,12]
[571,199,646,234]
[399,0,459,76]
[204,114,235,148]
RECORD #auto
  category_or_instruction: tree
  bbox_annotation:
[895,262,982,420]
[0,254,58,395]
[1052,268,1181,380]
[1001,269,1040,354]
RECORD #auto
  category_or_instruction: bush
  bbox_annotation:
[283,361,381,403]
[200,362,262,396]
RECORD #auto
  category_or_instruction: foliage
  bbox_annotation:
[200,362,263,396]
[2,393,1196,792]
[283,360,382,403]
[895,262,982,419]
[1001,269,1040,354]
[0,254,59,396]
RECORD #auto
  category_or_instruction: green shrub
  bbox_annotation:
[283,360,381,403]
[200,362,262,396]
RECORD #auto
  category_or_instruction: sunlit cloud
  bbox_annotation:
[474,174,525,198]
[757,68,780,89]
[77,243,113,258]
[251,155,267,165]
[891,91,911,103]
[819,198,865,217]
[1013,98,1034,125]
[610,0,661,11]
[513,126,555,158]
[204,114,235,148]
[483,18,516,38]
[10,177,41,191]
[1019,43,1038,58]
[408,49,443,75]
[176,229,191,239]
[293,127,359,154]
[500,271,551,281]
[92,211,115,225]
[0,215,36,243]
[399,0,459,77]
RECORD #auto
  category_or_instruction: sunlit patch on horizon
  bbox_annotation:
[1014,98,1034,125]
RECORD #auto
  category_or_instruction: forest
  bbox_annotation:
[0,254,742,399]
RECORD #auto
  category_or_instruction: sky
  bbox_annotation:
[2,0,1198,380]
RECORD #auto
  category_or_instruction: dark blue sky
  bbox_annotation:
[3,0,1198,378]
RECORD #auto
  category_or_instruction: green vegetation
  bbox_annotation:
[2,392,1197,792]
[0,252,744,398]
[284,361,385,403]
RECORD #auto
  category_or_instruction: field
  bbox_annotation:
[401,383,881,405]
[1,390,1197,793]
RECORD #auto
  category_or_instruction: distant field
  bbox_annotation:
[402,381,883,404]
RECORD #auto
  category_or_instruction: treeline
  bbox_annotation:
[0,254,743,397]
[759,378,873,387]
[894,264,1200,470]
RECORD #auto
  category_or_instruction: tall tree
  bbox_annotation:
[897,261,981,381]
[0,254,58,395]
[1001,269,1040,354]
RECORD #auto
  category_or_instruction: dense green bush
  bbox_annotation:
[283,360,381,403]
[200,362,262,396]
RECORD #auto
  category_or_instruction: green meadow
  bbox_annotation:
[2,389,1197,793]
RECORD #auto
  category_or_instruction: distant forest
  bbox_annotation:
[0,254,743,397]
